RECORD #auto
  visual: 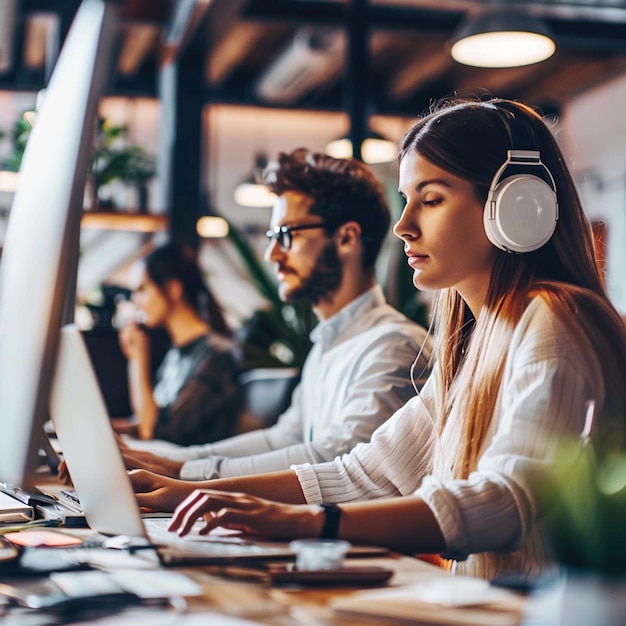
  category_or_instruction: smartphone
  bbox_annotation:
[267,564,393,586]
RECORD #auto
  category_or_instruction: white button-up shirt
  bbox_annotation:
[173,285,430,480]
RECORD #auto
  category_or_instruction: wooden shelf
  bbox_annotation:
[81,211,168,233]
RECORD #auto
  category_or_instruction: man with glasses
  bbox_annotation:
[120,148,430,484]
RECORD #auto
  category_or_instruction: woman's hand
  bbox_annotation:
[167,489,323,540]
[129,469,197,513]
[118,322,149,362]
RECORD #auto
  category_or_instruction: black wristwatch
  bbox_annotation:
[319,503,342,539]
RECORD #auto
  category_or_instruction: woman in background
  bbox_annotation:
[116,241,241,446]
[131,98,626,582]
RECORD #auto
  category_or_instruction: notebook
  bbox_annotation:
[0,490,35,523]
[48,324,296,565]
[331,574,525,626]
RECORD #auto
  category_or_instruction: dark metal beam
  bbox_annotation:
[242,0,460,32]
[158,53,204,248]
[242,0,626,52]
[346,0,368,162]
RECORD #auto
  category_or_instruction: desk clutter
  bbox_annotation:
[0,491,35,524]
[0,519,395,624]
[0,487,536,626]
[0,533,533,626]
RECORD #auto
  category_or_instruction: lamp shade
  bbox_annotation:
[325,131,397,164]
[0,170,19,193]
[450,9,556,68]
[197,215,229,238]
[233,181,277,208]
[233,153,277,208]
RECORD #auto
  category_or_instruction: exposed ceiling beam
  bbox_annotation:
[518,53,626,103]
[117,23,160,75]
[454,65,545,98]
[206,22,292,86]
[375,0,626,24]
[242,0,626,53]
[370,33,455,103]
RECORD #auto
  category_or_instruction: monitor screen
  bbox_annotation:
[0,0,118,489]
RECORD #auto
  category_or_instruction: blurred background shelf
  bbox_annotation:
[81,211,168,233]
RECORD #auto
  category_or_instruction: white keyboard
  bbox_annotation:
[144,517,252,549]
[142,518,294,563]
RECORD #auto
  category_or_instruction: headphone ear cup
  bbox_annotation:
[484,174,558,253]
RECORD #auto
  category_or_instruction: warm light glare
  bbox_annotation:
[451,31,556,68]
[23,110,37,126]
[0,170,19,193]
[325,137,397,164]
[117,24,160,75]
[22,89,47,127]
[233,182,277,208]
[196,215,229,238]
[325,138,351,160]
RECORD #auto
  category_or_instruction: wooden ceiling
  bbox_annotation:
[3,0,626,116]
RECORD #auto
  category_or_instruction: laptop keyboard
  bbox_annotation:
[144,517,252,549]
[143,518,294,563]
[34,489,294,563]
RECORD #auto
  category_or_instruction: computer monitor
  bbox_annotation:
[0,0,118,489]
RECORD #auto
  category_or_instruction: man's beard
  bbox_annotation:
[287,241,343,305]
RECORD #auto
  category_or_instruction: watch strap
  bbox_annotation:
[319,503,342,539]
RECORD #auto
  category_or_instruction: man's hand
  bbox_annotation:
[129,469,198,513]
[57,459,73,486]
[120,447,184,478]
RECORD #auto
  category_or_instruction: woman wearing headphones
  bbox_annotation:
[136,98,626,581]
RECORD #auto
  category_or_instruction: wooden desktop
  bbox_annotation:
[0,522,528,626]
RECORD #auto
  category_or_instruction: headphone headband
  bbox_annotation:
[490,101,539,152]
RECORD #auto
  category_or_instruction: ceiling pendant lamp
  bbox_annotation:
[233,153,277,208]
[196,215,229,238]
[325,131,397,165]
[450,8,556,68]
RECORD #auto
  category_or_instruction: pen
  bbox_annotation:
[60,490,81,505]
[36,489,83,514]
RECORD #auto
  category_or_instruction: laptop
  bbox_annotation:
[48,324,297,565]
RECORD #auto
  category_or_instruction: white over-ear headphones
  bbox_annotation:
[484,103,559,254]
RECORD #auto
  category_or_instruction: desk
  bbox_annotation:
[0,548,528,626]
[182,554,449,624]
[2,472,525,625]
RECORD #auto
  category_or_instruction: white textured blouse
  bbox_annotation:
[293,296,612,580]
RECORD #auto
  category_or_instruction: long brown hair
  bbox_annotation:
[400,98,626,478]
[144,241,232,338]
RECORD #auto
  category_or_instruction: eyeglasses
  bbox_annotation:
[265,222,329,252]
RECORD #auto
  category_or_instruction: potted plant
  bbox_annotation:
[88,120,156,212]
[1,116,30,172]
